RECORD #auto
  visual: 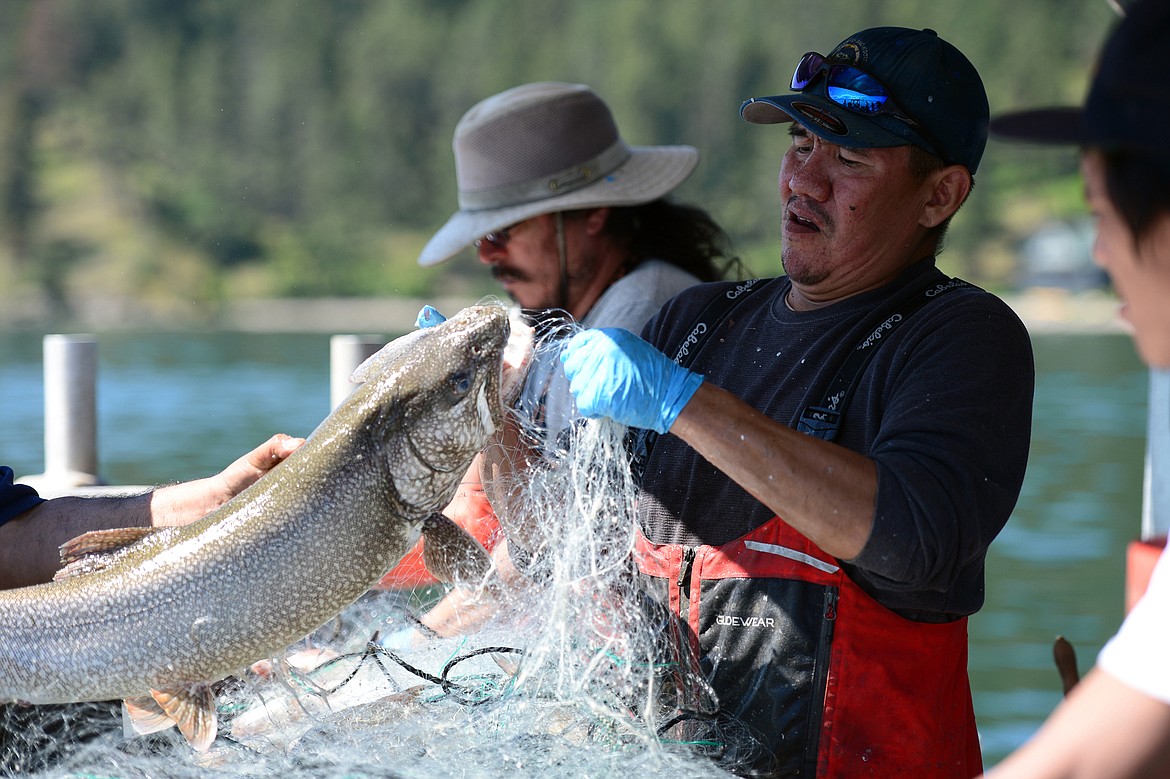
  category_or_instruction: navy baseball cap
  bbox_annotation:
[990,0,1168,157]
[741,27,990,173]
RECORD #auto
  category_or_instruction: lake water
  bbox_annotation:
[0,327,1152,769]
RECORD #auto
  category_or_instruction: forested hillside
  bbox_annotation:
[0,0,1117,326]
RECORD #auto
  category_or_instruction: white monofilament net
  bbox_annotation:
[0,324,732,779]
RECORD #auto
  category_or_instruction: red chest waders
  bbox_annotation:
[636,518,980,777]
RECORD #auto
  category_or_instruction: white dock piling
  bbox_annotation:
[39,334,101,489]
[330,335,385,410]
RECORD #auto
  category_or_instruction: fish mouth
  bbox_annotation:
[458,305,534,434]
[501,309,535,408]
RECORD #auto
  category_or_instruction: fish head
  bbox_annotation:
[350,304,533,514]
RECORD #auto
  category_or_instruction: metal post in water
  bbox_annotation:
[42,334,101,489]
[1141,368,1170,541]
[330,335,384,410]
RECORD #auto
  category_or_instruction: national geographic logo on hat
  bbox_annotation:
[791,101,848,136]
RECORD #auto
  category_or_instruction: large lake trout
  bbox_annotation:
[0,304,532,751]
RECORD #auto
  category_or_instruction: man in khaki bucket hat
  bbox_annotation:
[418,81,732,323]
[395,82,735,638]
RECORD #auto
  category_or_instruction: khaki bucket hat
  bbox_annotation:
[417,82,700,267]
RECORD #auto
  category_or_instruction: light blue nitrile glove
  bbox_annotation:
[415,305,447,329]
[559,328,703,434]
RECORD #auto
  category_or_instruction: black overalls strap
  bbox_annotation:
[796,275,970,441]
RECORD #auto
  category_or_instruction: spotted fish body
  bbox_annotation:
[0,305,526,750]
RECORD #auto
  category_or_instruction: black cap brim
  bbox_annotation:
[988,107,1087,145]
[740,94,931,153]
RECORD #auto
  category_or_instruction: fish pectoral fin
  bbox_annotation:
[150,684,218,753]
[61,527,159,559]
[420,512,491,584]
[56,527,161,579]
[55,527,164,581]
[123,694,175,735]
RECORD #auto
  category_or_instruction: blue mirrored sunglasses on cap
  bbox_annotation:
[790,51,946,159]
[791,51,915,118]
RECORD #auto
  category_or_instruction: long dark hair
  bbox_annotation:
[594,199,744,282]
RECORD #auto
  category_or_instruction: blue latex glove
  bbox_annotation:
[559,328,703,434]
[416,305,447,329]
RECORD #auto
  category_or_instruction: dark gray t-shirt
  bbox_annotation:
[637,260,1035,621]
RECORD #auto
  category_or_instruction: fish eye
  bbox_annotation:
[451,370,473,396]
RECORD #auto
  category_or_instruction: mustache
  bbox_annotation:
[491,265,530,284]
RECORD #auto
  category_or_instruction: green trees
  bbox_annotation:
[0,0,1116,319]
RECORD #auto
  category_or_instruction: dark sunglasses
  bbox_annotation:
[790,51,946,159]
[474,225,514,250]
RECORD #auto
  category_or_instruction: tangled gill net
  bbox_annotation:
[0,322,729,779]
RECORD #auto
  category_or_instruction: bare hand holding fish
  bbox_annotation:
[0,434,305,589]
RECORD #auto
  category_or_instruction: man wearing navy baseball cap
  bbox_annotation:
[740,26,989,174]
[557,25,1033,777]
